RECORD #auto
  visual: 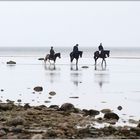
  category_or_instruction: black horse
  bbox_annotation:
[70,51,83,65]
[44,53,61,63]
[94,50,110,65]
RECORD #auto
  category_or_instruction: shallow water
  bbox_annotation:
[0,49,140,126]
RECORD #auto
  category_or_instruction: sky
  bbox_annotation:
[0,1,140,48]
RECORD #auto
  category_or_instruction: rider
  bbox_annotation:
[73,44,79,56]
[50,46,55,59]
[98,43,104,55]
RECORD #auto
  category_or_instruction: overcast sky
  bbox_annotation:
[0,1,140,48]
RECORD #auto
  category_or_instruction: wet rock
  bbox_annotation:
[69,96,79,99]
[137,123,140,128]
[100,109,112,114]
[0,129,6,136]
[0,103,13,111]
[7,116,25,126]
[38,58,44,61]
[34,86,43,92]
[60,103,75,111]
[104,112,119,121]
[49,91,56,96]
[117,106,123,110]
[129,119,138,124]
[11,127,22,133]
[24,103,31,109]
[131,127,140,135]
[17,99,22,103]
[7,61,16,64]
[49,105,59,110]
[83,109,100,116]
[44,100,51,103]
[106,119,118,125]
[31,134,43,139]
[81,66,89,68]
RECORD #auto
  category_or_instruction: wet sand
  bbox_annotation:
[0,56,140,138]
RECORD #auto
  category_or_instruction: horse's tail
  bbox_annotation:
[44,54,49,62]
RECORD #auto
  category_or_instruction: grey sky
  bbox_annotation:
[0,1,140,47]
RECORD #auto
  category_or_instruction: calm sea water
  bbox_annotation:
[0,47,140,127]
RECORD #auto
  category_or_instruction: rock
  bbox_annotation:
[34,86,43,92]
[69,96,79,99]
[106,119,117,125]
[49,105,59,110]
[117,106,123,110]
[17,99,22,103]
[44,101,51,103]
[81,66,89,68]
[60,103,75,111]
[131,127,140,135]
[0,129,6,136]
[104,112,119,120]
[31,134,43,139]
[137,123,140,128]
[8,116,25,126]
[0,103,13,111]
[1,89,4,92]
[7,61,16,64]
[38,58,44,61]
[49,91,56,96]
[24,103,31,109]
[129,119,138,124]
[101,109,112,114]
[83,109,100,116]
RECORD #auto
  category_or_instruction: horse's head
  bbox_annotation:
[106,50,110,57]
[79,51,83,58]
[55,53,61,58]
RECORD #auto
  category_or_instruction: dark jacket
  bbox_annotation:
[50,48,55,57]
[98,45,104,51]
[73,45,79,53]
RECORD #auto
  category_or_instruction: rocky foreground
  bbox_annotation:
[0,102,140,139]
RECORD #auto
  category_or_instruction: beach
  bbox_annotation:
[0,47,140,138]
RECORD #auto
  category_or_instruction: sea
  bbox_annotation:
[0,46,140,127]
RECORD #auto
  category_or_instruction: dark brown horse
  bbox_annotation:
[94,50,110,65]
[44,53,61,64]
[70,51,83,65]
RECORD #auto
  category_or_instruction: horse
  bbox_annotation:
[44,53,61,64]
[94,50,110,65]
[70,51,83,65]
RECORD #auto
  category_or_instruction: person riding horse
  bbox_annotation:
[98,43,104,56]
[73,44,79,56]
[49,46,55,59]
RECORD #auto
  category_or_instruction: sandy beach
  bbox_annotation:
[0,48,140,138]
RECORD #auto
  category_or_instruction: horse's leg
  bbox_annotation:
[76,64,78,70]
[76,59,78,66]
[95,58,97,65]
[71,57,74,63]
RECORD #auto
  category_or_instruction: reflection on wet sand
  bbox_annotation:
[44,64,60,83]
[44,64,56,71]
[70,65,82,86]
[94,65,109,88]
[70,64,78,71]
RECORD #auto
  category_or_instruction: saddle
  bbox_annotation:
[49,54,54,60]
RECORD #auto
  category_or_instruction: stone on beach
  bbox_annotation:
[6,61,16,64]
[33,86,43,92]
[101,109,112,114]
[60,103,75,111]
[104,112,119,121]
[49,91,56,96]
